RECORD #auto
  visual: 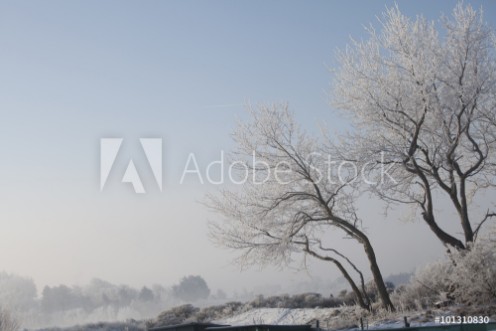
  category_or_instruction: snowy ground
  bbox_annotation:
[213,307,487,330]
[214,307,372,330]
[215,308,334,326]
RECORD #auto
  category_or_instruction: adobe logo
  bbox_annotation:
[100,138,162,194]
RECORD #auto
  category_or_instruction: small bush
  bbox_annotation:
[392,225,496,311]
[0,308,20,331]
[449,229,496,305]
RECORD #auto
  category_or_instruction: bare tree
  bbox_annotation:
[332,3,496,250]
[207,105,394,311]
[0,308,20,331]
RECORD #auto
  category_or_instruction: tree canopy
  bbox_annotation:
[333,3,496,249]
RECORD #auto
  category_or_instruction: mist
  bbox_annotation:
[0,272,214,329]
[0,270,416,330]
[0,273,383,329]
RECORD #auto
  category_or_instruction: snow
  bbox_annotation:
[213,308,476,331]
[215,308,335,326]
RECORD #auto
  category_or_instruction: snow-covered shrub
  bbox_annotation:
[365,281,395,304]
[153,304,200,326]
[246,293,342,309]
[448,228,496,306]
[392,260,453,310]
[36,320,147,331]
[392,225,496,310]
[194,303,243,322]
[337,289,368,307]
[0,273,37,313]
[220,302,244,316]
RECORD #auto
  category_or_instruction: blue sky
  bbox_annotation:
[0,1,494,294]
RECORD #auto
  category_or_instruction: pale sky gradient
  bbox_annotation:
[0,1,494,295]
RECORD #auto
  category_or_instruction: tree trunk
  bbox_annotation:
[330,215,395,311]
[361,236,395,311]
[422,211,466,250]
[414,168,466,250]
[459,179,474,244]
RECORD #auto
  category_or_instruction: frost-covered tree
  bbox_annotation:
[138,286,155,302]
[0,273,37,312]
[333,3,496,250]
[172,276,210,302]
[207,105,394,311]
[41,285,81,313]
[0,308,20,331]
